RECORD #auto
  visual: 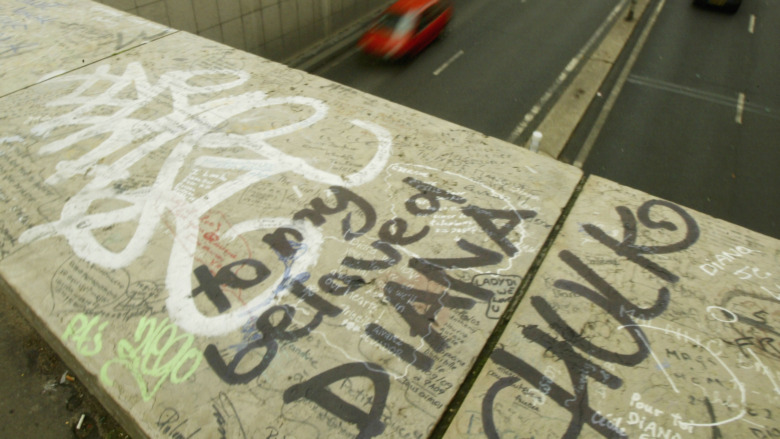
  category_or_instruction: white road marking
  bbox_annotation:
[736,92,746,124]
[627,75,778,123]
[748,14,756,34]
[433,50,464,76]
[317,47,361,76]
[506,0,630,144]
[573,0,666,168]
[628,75,736,107]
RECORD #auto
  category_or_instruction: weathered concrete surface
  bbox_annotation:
[0,0,173,97]
[445,175,780,438]
[0,11,582,438]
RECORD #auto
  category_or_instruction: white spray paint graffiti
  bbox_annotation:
[20,62,393,335]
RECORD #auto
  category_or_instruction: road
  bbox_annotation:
[564,0,780,240]
[314,0,624,144]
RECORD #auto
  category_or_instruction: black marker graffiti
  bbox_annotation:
[482,199,700,439]
[197,181,536,435]
[204,300,339,384]
[157,407,202,439]
[192,259,270,314]
[283,362,390,439]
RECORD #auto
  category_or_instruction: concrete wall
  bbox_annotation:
[3,1,780,438]
[94,0,389,61]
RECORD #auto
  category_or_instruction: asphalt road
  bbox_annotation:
[566,0,780,239]
[315,0,624,143]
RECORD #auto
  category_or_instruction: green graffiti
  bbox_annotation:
[63,314,108,356]
[100,316,203,402]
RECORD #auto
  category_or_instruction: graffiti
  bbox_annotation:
[0,39,37,58]
[64,313,204,402]
[62,313,108,356]
[211,392,247,439]
[51,257,167,321]
[191,172,537,434]
[20,61,390,268]
[155,393,245,439]
[0,0,67,59]
[763,285,780,301]
[157,407,202,439]
[100,316,202,401]
[19,61,392,337]
[198,180,536,373]
[11,58,545,438]
[476,274,521,319]
[699,246,755,276]
[204,303,336,385]
[482,199,702,438]
[283,362,390,439]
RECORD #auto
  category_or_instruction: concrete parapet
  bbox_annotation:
[1,4,581,437]
[0,0,173,97]
[2,1,779,438]
[447,176,780,438]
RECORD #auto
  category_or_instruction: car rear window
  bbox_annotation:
[376,12,417,35]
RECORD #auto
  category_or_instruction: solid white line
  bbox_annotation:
[506,0,630,144]
[433,50,464,76]
[317,47,361,75]
[628,74,737,107]
[736,92,746,124]
[748,14,756,34]
[573,0,666,168]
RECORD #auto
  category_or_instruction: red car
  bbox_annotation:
[358,0,453,60]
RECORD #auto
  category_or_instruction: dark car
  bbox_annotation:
[358,0,453,60]
[693,0,742,13]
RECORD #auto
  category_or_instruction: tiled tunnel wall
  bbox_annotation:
[95,0,390,61]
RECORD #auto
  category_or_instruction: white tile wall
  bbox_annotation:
[222,17,245,50]
[165,0,196,31]
[279,0,297,36]
[242,10,262,52]
[198,24,222,42]
[192,0,220,31]
[218,0,241,23]
[261,3,281,42]
[137,1,169,26]
[94,0,392,61]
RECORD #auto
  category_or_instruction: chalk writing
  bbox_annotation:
[62,313,107,356]
[699,246,755,276]
[101,316,202,401]
[17,61,391,337]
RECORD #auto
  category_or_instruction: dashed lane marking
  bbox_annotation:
[506,0,630,145]
[433,50,464,76]
[736,92,746,124]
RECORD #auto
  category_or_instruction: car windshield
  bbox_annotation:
[376,12,417,36]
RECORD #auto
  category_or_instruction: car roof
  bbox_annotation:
[386,0,439,14]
